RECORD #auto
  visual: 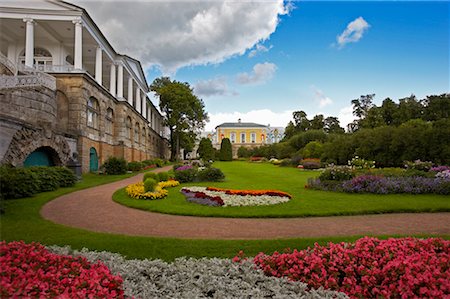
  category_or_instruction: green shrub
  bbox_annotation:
[141,160,155,167]
[237,146,251,158]
[279,159,293,167]
[102,157,127,175]
[219,138,233,161]
[153,159,164,168]
[143,172,159,182]
[53,167,77,187]
[197,167,225,182]
[144,178,157,192]
[174,168,197,183]
[0,166,39,199]
[302,158,321,170]
[127,161,143,172]
[28,166,60,192]
[404,160,433,172]
[157,172,170,182]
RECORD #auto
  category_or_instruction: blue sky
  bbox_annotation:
[78,0,449,131]
[155,1,449,130]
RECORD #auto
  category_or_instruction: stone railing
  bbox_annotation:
[0,52,17,75]
[17,63,76,74]
[0,71,56,91]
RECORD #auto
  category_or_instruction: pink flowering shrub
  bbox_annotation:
[252,237,450,298]
[0,241,125,298]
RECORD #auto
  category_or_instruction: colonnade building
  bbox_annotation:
[0,0,169,172]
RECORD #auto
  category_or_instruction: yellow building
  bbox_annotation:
[214,119,268,157]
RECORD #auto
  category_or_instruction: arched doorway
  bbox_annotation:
[23,146,58,167]
[89,147,98,172]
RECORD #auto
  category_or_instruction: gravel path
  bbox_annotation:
[41,167,450,239]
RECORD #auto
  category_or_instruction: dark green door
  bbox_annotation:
[24,148,53,167]
[89,147,98,172]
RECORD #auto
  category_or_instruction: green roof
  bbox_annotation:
[216,122,267,128]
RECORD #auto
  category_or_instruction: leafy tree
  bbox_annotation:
[237,146,251,158]
[219,138,233,161]
[310,114,325,130]
[150,77,208,161]
[380,98,398,125]
[395,95,422,124]
[422,94,450,121]
[360,106,385,129]
[197,138,215,161]
[283,121,297,140]
[301,141,324,159]
[324,116,344,134]
[293,110,310,132]
[352,94,375,119]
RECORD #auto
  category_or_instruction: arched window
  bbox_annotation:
[105,108,114,135]
[134,122,140,143]
[126,117,132,139]
[142,127,146,146]
[87,97,99,129]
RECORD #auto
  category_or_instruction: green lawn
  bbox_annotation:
[1,164,448,261]
[114,161,450,218]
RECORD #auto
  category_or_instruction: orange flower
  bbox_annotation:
[206,187,291,198]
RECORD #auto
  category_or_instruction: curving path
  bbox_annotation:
[41,167,450,240]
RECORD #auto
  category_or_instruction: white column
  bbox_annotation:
[109,63,116,96]
[117,63,124,99]
[95,47,102,85]
[136,87,141,112]
[23,18,34,67]
[127,77,133,106]
[73,19,83,70]
[142,96,147,119]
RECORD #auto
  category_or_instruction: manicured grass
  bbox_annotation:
[114,161,450,218]
[2,168,448,261]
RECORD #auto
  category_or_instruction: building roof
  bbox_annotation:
[216,122,267,129]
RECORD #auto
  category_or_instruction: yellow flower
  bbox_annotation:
[126,180,180,200]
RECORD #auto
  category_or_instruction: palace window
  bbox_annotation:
[240,132,246,143]
[105,108,114,135]
[251,132,256,143]
[230,132,236,143]
[134,122,140,143]
[142,127,146,146]
[126,117,132,139]
[87,97,99,129]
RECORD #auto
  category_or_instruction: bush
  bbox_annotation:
[102,157,127,175]
[348,156,375,169]
[279,159,293,167]
[153,159,164,168]
[219,138,233,161]
[143,178,157,192]
[143,172,159,182]
[404,159,433,171]
[197,167,225,182]
[302,158,321,169]
[157,172,170,182]
[53,167,77,187]
[28,166,60,192]
[237,146,251,158]
[0,166,39,199]
[174,168,197,183]
[127,161,143,172]
[319,165,355,181]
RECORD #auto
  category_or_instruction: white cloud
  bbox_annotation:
[236,62,277,85]
[337,105,355,129]
[311,85,333,108]
[336,17,370,48]
[248,43,273,58]
[194,77,237,97]
[205,109,293,131]
[73,0,291,74]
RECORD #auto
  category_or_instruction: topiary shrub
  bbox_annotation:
[102,157,127,175]
[0,166,39,199]
[197,167,225,182]
[143,178,157,192]
[174,168,197,183]
[127,161,143,172]
[219,138,233,161]
[157,172,170,182]
[143,172,159,182]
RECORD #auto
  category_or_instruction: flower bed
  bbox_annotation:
[126,180,180,200]
[252,237,450,298]
[181,187,291,207]
[0,241,124,298]
[307,175,450,194]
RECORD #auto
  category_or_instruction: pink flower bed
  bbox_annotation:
[251,237,450,298]
[0,241,125,298]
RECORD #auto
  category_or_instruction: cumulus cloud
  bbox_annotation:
[311,85,333,108]
[248,43,273,58]
[337,105,355,130]
[236,62,277,85]
[336,17,370,48]
[205,109,294,131]
[194,77,237,98]
[73,0,291,74]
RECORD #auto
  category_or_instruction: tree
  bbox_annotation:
[380,98,398,125]
[422,94,450,121]
[310,114,325,130]
[352,94,375,119]
[395,95,422,124]
[150,77,208,161]
[197,138,215,161]
[219,138,233,161]
[293,110,310,132]
[324,117,344,134]
[237,146,251,158]
[283,121,297,140]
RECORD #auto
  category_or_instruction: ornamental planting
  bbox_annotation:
[126,179,180,200]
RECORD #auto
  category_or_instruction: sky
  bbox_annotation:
[74,0,449,131]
